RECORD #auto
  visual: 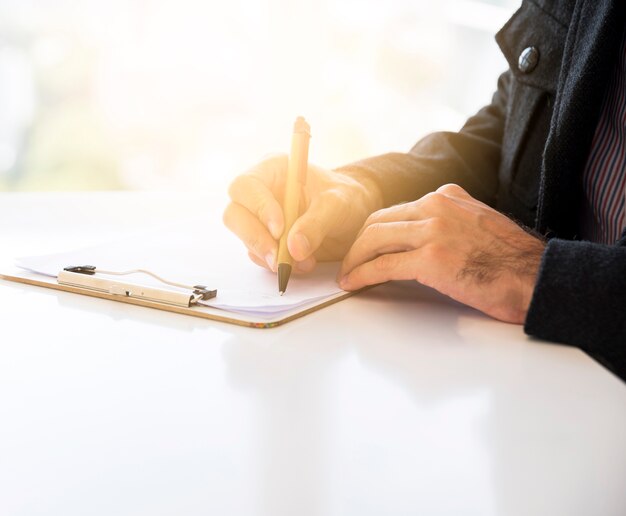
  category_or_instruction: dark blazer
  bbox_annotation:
[338,0,626,381]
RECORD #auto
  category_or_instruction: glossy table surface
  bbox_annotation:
[1,192,625,516]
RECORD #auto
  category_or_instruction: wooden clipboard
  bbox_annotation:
[0,267,360,329]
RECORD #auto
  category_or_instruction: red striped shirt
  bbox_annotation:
[580,31,626,244]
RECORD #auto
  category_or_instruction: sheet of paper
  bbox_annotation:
[16,221,346,316]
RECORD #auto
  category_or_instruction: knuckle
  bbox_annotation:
[425,216,446,235]
[422,191,447,210]
[436,183,464,196]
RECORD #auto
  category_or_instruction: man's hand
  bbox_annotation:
[339,184,545,323]
[223,154,383,273]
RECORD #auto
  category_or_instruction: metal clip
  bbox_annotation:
[58,265,217,308]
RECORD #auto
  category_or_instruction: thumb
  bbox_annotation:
[287,190,348,261]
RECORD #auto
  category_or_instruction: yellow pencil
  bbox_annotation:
[277,116,311,295]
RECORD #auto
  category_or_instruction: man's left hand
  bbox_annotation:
[338,184,546,323]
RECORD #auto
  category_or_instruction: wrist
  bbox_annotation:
[509,272,539,324]
[503,244,544,324]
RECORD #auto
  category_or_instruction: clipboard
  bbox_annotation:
[0,265,359,329]
[0,220,364,328]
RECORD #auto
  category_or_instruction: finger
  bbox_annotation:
[358,191,471,241]
[339,220,428,278]
[287,189,351,261]
[228,173,285,240]
[339,250,422,291]
[223,202,278,271]
[355,193,447,238]
[357,203,420,239]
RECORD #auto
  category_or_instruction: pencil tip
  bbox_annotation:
[277,263,292,296]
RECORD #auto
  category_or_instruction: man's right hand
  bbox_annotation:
[223,154,383,273]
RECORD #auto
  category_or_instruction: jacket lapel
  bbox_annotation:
[538,0,625,238]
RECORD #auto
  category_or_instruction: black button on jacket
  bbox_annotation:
[338,0,626,381]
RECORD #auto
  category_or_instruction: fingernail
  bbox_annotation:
[265,252,276,272]
[339,275,349,289]
[293,233,310,257]
[269,220,281,239]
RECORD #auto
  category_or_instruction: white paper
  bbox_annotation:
[16,221,346,317]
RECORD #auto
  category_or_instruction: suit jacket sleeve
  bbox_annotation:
[335,71,512,209]
[525,236,626,380]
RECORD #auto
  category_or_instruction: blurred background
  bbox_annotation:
[0,0,518,192]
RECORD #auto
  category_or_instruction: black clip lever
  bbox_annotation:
[193,285,217,301]
[64,265,97,275]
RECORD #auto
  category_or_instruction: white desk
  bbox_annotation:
[1,192,625,516]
